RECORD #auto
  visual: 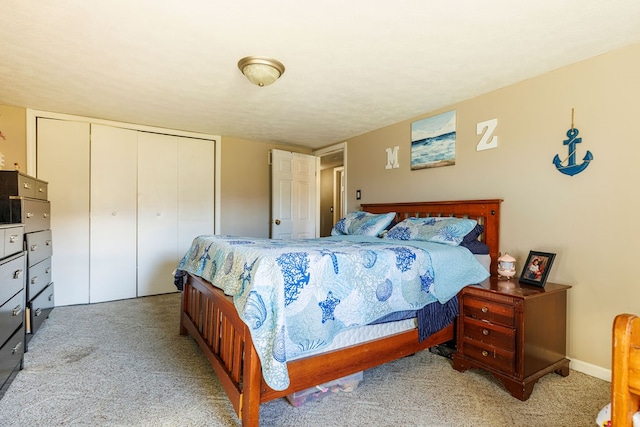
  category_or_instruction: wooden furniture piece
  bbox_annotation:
[611,313,640,426]
[179,199,501,427]
[0,224,26,399]
[0,171,54,349]
[452,277,571,400]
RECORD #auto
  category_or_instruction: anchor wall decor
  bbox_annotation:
[553,109,593,176]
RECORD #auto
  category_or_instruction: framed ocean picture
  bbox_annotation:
[411,110,456,170]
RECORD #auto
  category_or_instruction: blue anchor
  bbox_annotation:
[553,127,593,176]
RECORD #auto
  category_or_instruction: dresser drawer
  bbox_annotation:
[463,295,515,327]
[0,252,26,304]
[3,226,24,258]
[0,171,48,200]
[0,289,25,347]
[463,340,515,375]
[9,199,50,233]
[26,230,53,267]
[28,282,54,335]
[27,257,52,301]
[0,325,24,389]
[463,317,516,352]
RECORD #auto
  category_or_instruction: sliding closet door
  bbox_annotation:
[177,137,215,257]
[137,132,178,296]
[36,118,90,306]
[90,124,138,303]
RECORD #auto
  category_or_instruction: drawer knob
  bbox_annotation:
[13,269,23,279]
[482,329,489,336]
[9,234,18,243]
[26,212,34,218]
[46,240,52,246]
[43,213,49,218]
[23,183,30,189]
[481,350,489,357]
[48,293,54,301]
[12,305,23,316]
[35,308,42,317]
[30,244,38,251]
[38,187,44,193]
[12,341,23,355]
[31,276,38,284]
[45,268,51,274]
[481,306,489,313]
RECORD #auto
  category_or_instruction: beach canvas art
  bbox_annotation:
[411,110,456,170]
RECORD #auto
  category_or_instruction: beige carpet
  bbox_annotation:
[0,293,609,426]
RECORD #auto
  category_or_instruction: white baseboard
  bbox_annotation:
[570,358,611,382]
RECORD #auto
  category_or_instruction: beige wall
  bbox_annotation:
[347,43,640,372]
[0,105,27,171]
[219,136,311,237]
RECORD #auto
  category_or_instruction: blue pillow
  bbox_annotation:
[331,211,396,236]
[385,217,478,246]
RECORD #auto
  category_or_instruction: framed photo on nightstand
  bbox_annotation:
[519,251,555,287]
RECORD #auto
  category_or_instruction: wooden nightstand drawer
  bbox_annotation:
[463,295,514,327]
[463,317,515,351]
[463,340,515,374]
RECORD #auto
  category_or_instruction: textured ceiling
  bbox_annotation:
[1,1,639,149]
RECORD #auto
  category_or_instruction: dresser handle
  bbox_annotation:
[482,329,489,336]
[481,306,488,313]
[45,267,51,274]
[30,244,38,251]
[23,182,30,189]
[31,276,38,284]
[43,213,49,218]
[48,293,54,301]
[46,240,52,246]
[12,305,23,316]
[481,350,489,357]
[13,269,23,279]
[26,212,34,218]
[9,234,18,243]
[12,341,23,355]
[34,308,42,317]
[38,187,44,193]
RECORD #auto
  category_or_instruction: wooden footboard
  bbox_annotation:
[181,272,453,427]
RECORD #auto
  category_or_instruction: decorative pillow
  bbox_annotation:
[385,217,478,246]
[331,211,396,236]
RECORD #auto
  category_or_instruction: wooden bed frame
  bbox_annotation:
[179,199,502,426]
[612,313,640,426]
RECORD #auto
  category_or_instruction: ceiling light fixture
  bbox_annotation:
[237,56,285,87]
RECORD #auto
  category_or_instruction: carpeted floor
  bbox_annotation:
[0,293,609,426]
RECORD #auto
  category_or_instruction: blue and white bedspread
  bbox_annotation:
[177,235,489,391]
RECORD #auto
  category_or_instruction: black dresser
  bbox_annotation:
[0,224,26,398]
[0,171,54,350]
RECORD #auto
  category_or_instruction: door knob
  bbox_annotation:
[275,219,281,225]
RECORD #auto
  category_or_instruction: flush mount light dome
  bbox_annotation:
[237,56,285,87]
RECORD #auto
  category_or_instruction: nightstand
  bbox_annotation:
[452,277,571,400]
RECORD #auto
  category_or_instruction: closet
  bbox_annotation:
[36,118,216,305]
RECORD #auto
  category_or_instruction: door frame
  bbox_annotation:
[313,142,348,221]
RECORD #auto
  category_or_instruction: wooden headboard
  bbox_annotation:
[361,199,502,277]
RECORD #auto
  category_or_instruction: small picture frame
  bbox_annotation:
[519,251,555,287]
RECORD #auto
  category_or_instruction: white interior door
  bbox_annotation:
[137,132,178,296]
[36,118,90,306]
[271,149,318,239]
[90,124,138,303]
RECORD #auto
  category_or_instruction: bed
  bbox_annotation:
[178,199,502,427]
